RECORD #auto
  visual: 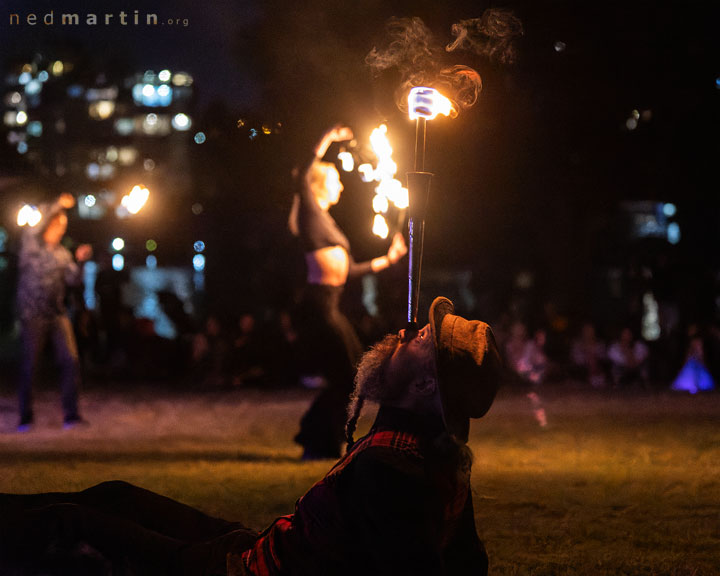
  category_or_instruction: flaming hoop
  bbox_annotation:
[406,87,455,329]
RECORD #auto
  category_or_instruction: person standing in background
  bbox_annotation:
[16,192,93,431]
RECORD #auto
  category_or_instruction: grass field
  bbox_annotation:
[1,381,718,575]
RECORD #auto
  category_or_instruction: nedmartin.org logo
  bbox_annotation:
[9,10,189,27]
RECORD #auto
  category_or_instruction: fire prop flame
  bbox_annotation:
[357,124,409,239]
[17,204,42,227]
[408,87,456,121]
[119,184,149,216]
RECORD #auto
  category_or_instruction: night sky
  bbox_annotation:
[2,0,719,319]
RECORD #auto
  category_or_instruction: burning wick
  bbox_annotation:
[408,87,455,121]
[17,204,42,227]
[407,87,455,172]
[119,185,150,216]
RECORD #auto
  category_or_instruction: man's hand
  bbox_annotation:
[75,244,93,263]
[315,125,354,159]
[387,233,408,264]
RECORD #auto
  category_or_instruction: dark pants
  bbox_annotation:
[0,481,258,576]
[294,284,363,458]
[18,314,81,424]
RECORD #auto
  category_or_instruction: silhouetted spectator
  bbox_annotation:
[229,312,265,386]
[503,320,529,380]
[191,314,230,387]
[516,328,548,385]
[671,328,716,394]
[264,309,301,387]
[607,327,649,388]
[570,322,608,388]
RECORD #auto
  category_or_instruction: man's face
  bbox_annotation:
[386,324,437,389]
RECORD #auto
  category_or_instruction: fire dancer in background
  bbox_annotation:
[0,296,505,576]
[288,124,407,460]
[15,192,93,432]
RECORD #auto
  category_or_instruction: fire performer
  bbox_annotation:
[288,124,407,460]
[0,296,505,576]
[15,192,93,431]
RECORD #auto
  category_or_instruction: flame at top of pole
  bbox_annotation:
[408,87,456,121]
[365,9,523,117]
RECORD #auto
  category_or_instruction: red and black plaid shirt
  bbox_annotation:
[238,407,487,576]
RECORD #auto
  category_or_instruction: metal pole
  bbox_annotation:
[414,117,427,172]
[406,170,432,329]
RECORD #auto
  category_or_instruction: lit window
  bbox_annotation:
[112,254,124,271]
[114,118,135,136]
[86,163,100,179]
[25,80,42,95]
[667,223,681,245]
[118,147,139,165]
[662,203,677,218]
[171,72,193,86]
[67,85,84,98]
[141,114,171,135]
[172,113,191,131]
[193,254,206,271]
[27,121,43,137]
[89,100,115,120]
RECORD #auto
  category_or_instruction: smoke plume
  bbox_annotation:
[366,9,523,114]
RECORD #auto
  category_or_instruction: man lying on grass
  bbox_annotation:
[0,296,505,576]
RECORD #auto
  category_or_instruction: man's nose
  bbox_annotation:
[398,327,419,343]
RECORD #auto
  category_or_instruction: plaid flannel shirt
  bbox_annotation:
[237,406,487,576]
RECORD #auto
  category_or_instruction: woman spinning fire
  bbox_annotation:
[289,124,407,460]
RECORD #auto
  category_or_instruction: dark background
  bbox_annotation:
[2,0,719,328]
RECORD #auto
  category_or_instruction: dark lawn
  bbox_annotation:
[1,381,718,575]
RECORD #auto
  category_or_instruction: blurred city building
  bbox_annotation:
[0,48,203,340]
